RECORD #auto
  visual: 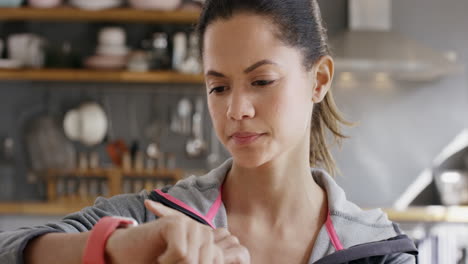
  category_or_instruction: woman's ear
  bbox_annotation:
[311,55,334,103]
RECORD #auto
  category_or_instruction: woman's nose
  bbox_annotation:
[226,90,255,121]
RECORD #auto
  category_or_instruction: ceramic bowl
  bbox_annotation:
[29,0,62,8]
[129,0,181,11]
[98,27,126,46]
[70,0,122,11]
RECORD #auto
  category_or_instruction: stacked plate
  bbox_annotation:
[84,27,129,70]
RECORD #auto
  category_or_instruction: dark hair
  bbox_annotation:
[197,0,352,175]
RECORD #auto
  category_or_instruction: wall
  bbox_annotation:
[0,1,349,229]
[331,0,468,207]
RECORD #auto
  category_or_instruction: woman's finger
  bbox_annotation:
[223,246,251,264]
[157,219,188,263]
[214,246,224,264]
[216,235,240,250]
[213,228,231,243]
[186,223,203,263]
[199,242,216,264]
[144,199,185,218]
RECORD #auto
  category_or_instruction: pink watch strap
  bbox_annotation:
[82,216,138,264]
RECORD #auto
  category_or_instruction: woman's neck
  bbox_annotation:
[223,152,327,230]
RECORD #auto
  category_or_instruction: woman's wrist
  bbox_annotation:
[25,232,90,264]
[104,228,127,264]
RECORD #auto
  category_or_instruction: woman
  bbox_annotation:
[0,0,417,263]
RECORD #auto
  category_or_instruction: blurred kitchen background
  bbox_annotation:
[0,0,468,262]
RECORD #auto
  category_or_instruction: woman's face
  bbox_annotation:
[203,13,321,168]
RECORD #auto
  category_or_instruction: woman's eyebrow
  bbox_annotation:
[205,59,278,77]
[244,59,277,74]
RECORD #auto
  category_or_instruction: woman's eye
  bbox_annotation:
[252,80,275,86]
[209,86,227,94]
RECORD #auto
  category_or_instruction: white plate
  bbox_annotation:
[0,59,22,69]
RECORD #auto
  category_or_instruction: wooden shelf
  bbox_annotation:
[0,7,199,23]
[0,201,93,215]
[384,206,468,223]
[0,68,205,84]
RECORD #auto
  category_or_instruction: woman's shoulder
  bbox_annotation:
[311,168,403,246]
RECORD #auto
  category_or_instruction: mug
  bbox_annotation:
[8,33,46,68]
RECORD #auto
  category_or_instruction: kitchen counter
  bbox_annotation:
[1,202,468,223]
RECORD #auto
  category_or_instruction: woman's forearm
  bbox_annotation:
[24,232,90,264]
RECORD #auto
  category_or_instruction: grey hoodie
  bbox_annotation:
[0,159,417,263]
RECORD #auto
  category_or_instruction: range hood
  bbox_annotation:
[329,0,463,81]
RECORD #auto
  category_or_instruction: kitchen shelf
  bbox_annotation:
[384,206,468,223]
[0,68,205,84]
[0,7,199,23]
[0,201,93,215]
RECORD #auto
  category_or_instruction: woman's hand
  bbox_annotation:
[214,228,251,264]
[105,199,250,264]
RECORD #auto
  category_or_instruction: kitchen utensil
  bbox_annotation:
[128,0,181,10]
[186,97,206,157]
[0,38,3,57]
[0,137,16,201]
[63,108,80,141]
[106,139,128,167]
[127,51,150,72]
[89,151,100,169]
[144,96,162,169]
[179,32,202,74]
[166,153,176,169]
[172,32,187,71]
[207,124,222,170]
[434,170,468,205]
[79,102,108,146]
[122,152,132,171]
[177,97,192,135]
[142,32,170,70]
[26,115,76,171]
[29,0,62,8]
[64,102,108,146]
[78,152,88,170]
[134,151,144,171]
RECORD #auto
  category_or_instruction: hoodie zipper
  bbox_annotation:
[149,190,212,227]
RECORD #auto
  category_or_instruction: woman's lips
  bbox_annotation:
[231,132,264,145]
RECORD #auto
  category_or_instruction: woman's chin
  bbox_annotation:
[231,151,272,169]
